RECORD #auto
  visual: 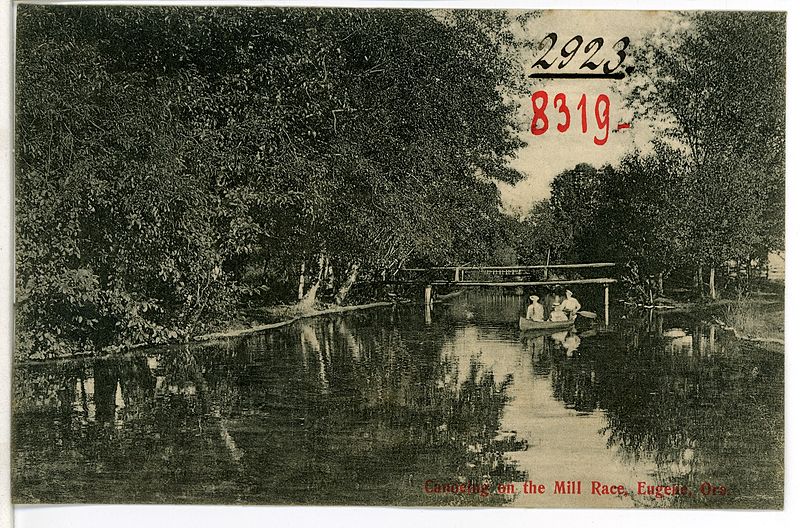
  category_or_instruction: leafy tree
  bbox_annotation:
[600,145,694,298]
[630,11,785,298]
[548,163,610,264]
[15,6,535,358]
[513,200,572,265]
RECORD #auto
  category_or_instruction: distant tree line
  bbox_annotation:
[514,12,785,302]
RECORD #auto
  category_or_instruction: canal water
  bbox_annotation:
[11,290,783,508]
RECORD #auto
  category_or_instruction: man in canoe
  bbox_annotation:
[526,295,545,321]
[558,289,582,320]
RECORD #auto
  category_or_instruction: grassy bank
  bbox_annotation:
[198,289,464,342]
[195,300,403,342]
[714,295,784,344]
[627,287,784,346]
[16,298,410,365]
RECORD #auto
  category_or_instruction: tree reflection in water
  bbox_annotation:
[12,306,525,505]
[540,310,783,509]
[12,297,782,508]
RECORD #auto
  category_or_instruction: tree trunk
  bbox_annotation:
[745,256,752,286]
[334,263,360,305]
[324,260,335,291]
[697,265,705,298]
[544,248,551,280]
[709,266,716,300]
[657,272,664,297]
[300,282,320,308]
[297,261,306,301]
[298,254,326,308]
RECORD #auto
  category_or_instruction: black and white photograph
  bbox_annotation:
[6,0,789,515]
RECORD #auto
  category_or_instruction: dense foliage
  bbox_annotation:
[15,8,785,359]
[16,6,531,358]
[521,12,785,300]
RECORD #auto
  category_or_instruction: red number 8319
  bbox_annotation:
[531,90,611,146]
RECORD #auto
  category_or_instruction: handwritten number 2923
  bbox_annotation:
[532,34,630,74]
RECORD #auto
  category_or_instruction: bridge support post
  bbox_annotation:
[424,284,433,306]
[604,283,610,326]
[454,267,460,282]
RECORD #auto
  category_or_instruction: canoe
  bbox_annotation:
[518,317,574,332]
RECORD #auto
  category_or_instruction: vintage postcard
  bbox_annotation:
[9,1,786,512]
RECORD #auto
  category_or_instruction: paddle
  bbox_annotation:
[577,310,597,319]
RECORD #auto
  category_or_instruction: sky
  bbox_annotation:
[497,10,674,214]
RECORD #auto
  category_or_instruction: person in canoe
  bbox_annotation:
[559,289,581,320]
[548,288,579,322]
[526,294,545,321]
[549,304,569,322]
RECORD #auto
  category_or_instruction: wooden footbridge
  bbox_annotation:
[397,262,617,324]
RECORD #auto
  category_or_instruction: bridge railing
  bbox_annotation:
[398,263,616,284]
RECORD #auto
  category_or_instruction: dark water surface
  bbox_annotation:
[12,291,783,508]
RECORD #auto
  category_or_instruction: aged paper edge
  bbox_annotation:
[2,0,799,527]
